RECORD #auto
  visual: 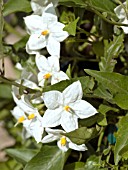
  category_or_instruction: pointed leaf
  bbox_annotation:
[99,34,124,72]
[63,127,100,145]
[6,149,38,165]
[64,17,79,36]
[43,76,93,93]
[114,116,128,165]
[24,145,65,170]
[3,0,31,16]
[85,69,128,109]
[64,162,85,170]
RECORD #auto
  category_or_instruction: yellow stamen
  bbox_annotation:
[43,73,52,79]
[64,105,71,112]
[60,136,67,146]
[14,116,25,127]
[18,116,25,123]
[41,30,49,36]
[28,113,35,120]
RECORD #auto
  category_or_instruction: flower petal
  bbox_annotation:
[70,100,97,119]
[47,56,60,72]
[43,91,63,109]
[43,3,57,16]
[24,15,44,34]
[42,134,59,143]
[69,142,87,151]
[38,72,46,87]
[36,53,51,72]
[26,43,39,54]
[27,34,46,51]
[45,127,65,135]
[11,106,26,120]
[57,140,69,152]
[47,36,60,56]
[60,111,78,132]
[51,71,69,85]
[120,18,128,34]
[63,81,83,105]
[42,108,62,127]
[50,22,69,42]
[114,2,126,19]
[31,1,45,15]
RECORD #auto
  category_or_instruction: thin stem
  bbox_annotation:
[88,6,128,27]
[4,20,23,37]
[97,127,105,152]
[0,76,41,93]
[0,0,4,59]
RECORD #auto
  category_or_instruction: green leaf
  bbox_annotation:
[92,41,104,57]
[64,17,79,36]
[3,0,32,16]
[60,11,75,24]
[101,20,113,39]
[43,76,93,93]
[79,114,98,127]
[93,84,113,103]
[63,127,100,145]
[89,0,116,17]
[84,155,107,170]
[119,144,128,160]
[114,116,128,165]
[0,84,12,99]
[85,69,128,109]
[64,162,85,170]
[13,35,29,52]
[24,145,65,170]
[6,148,38,165]
[98,104,119,115]
[66,64,72,79]
[59,0,86,7]
[99,34,124,72]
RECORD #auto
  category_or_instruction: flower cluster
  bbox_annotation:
[114,2,128,34]
[11,0,97,152]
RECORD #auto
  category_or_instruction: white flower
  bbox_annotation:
[11,90,44,143]
[24,4,68,56]
[12,78,42,104]
[11,78,44,143]
[41,81,97,132]
[31,0,58,15]
[12,105,44,143]
[35,53,69,87]
[42,128,87,152]
[114,2,128,34]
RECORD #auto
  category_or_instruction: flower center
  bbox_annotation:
[60,136,67,146]
[28,113,35,120]
[64,105,71,112]
[43,73,52,79]
[41,30,49,36]
[18,116,25,123]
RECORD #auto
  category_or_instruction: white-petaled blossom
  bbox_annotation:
[41,81,97,132]
[42,128,87,152]
[11,78,44,143]
[35,53,69,87]
[11,90,44,143]
[24,4,69,56]
[12,78,42,104]
[114,2,128,34]
[31,0,58,15]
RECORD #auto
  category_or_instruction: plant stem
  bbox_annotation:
[97,127,105,152]
[87,6,128,27]
[0,76,41,93]
[0,0,4,59]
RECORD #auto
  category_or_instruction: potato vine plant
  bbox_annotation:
[1,0,128,169]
